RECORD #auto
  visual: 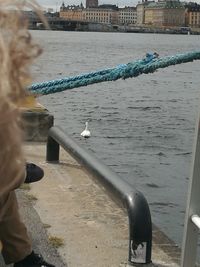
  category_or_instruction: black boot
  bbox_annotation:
[14,251,55,267]
[24,163,44,184]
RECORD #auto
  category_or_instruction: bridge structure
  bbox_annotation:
[25,12,112,31]
[29,15,88,31]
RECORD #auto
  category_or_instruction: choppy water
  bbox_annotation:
[31,30,200,245]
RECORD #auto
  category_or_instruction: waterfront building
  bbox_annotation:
[59,0,188,28]
[185,2,200,27]
[83,5,119,24]
[136,0,153,25]
[118,6,137,25]
[60,2,118,24]
[144,0,185,27]
[86,0,98,8]
[60,2,84,21]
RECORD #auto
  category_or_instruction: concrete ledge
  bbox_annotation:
[152,225,181,266]
[21,110,54,142]
[19,96,54,142]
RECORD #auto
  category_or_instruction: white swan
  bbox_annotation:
[81,122,91,138]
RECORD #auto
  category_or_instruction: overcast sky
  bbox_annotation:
[37,0,200,10]
[37,0,150,10]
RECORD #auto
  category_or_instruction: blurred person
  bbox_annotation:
[0,1,55,266]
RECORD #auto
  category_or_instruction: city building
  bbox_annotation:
[144,0,185,27]
[83,5,118,24]
[118,6,137,25]
[136,0,152,25]
[185,2,200,27]
[60,2,118,24]
[59,0,198,29]
[60,2,84,21]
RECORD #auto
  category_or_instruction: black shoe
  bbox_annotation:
[24,163,44,184]
[14,251,55,267]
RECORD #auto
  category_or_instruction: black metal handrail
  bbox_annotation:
[46,126,152,265]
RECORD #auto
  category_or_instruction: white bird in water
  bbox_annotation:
[81,122,91,138]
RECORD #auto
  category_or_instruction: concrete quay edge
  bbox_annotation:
[8,141,182,267]
[20,104,54,142]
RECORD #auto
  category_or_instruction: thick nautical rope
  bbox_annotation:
[29,51,200,95]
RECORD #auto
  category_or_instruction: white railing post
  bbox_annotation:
[181,114,200,267]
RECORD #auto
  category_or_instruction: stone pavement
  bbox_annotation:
[1,142,182,267]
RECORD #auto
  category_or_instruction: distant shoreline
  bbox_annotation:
[29,25,200,35]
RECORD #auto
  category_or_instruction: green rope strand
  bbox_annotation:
[29,51,200,95]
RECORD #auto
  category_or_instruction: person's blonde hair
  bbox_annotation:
[0,0,44,194]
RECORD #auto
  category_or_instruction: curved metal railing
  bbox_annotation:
[46,126,152,265]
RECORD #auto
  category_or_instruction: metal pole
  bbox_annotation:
[46,135,60,162]
[127,191,152,264]
[181,115,200,267]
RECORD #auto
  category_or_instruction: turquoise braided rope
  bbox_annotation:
[29,51,200,95]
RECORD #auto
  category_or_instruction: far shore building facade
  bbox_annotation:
[83,5,119,24]
[118,7,137,25]
[60,2,119,24]
[185,2,200,27]
[136,0,152,25]
[59,0,200,28]
[136,0,185,27]
[145,0,185,27]
[60,3,84,20]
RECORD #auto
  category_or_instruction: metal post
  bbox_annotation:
[127,191,152,264]
[181,115,200,267]
[46,135,60,162]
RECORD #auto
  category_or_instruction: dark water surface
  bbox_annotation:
[31,30,200,246]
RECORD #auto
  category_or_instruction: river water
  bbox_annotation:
[31,30,200,246]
